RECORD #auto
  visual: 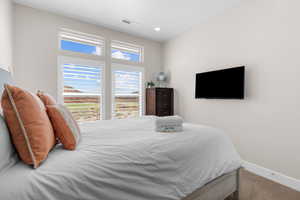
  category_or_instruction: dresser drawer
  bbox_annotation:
[157,103,171,112]
[156,92,171,103]
[156,90,170,98]
[157,109,171,116]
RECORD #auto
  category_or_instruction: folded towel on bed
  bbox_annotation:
[155,115,183,132]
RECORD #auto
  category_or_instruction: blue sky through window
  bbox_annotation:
[114,70,141,95]
[61,39,141,95]
[61,40,100,55]
[63,64,102,94]
[111,49,140,62]
[63,65,141,95]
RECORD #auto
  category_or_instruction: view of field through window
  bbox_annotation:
[63,64,102,122]
[112,70,141,119]
[63,64,141,122]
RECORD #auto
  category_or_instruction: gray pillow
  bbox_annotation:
[0,68,17,172]
[0,68,13,114]
[0,68,13,95]
[0,114,17,172]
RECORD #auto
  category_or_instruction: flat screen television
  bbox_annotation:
[195,66,245,99]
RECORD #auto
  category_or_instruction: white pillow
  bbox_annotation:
[0,114,17,173]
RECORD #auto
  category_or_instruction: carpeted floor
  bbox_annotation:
[237,169,300,200]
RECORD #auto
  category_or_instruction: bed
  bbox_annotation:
[0,116,241,200]
[0,69,241,200]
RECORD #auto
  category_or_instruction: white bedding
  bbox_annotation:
[0,117,241,200]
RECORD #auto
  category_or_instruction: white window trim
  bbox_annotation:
[111,63,145,118]
[57,56,106,120]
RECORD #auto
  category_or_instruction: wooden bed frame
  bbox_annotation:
[182,168,240,200]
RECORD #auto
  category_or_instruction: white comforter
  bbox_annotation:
[0,117,241,200]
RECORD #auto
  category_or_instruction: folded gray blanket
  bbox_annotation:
[155,116,183,132]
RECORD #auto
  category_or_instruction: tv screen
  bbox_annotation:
[195,66,245,99]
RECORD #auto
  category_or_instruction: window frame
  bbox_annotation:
[58,56,106,121]
[111,63,145,119]
[58,29,148,122]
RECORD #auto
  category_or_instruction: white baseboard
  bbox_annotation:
[242,161,300,192]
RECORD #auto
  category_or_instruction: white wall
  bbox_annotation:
[0,0,13,71]
[14,4,162,119]
[163,0,300,180]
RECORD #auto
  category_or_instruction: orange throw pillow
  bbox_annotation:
[1,84,56,168]
[37,91,56,106]
[47,104,81,150]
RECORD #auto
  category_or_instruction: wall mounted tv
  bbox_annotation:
[195,66,245,99]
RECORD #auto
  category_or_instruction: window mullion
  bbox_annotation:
[103,38,112,120]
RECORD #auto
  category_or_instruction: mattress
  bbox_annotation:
[0,116,241,200]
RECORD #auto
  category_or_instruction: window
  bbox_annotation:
[111,41,143,62]
[60,29,104,56]
[112,65,144,119]
[58,29,147,122]
[59,57,104,122]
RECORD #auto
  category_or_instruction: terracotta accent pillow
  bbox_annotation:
[46,104,81,150]
[1,84,56,168]
[36,90,60,144]
[37,91,56,106]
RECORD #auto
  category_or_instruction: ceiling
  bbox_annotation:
[13,0,241,42]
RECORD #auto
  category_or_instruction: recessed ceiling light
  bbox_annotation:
[154,27,161,32]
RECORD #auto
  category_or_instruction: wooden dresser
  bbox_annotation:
[146,88,174,116]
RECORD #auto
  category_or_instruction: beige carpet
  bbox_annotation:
[238,169,300,200]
